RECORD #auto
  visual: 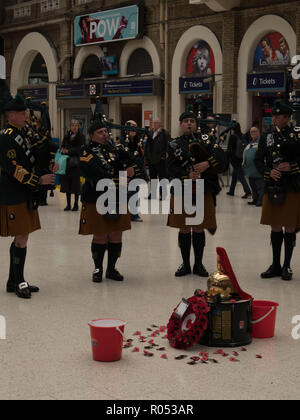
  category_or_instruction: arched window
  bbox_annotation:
[81,55,102,78]
[28,53,48,84]
[127,48,153,75]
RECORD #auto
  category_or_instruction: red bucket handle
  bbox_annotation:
[250,306,275,325]
[116,326,126,341]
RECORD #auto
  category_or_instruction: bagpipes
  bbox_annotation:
[175,98,237,172]
[91,100,149,181]
[23,99,57,200]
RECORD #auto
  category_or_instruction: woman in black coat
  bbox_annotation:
[60,120,85,211]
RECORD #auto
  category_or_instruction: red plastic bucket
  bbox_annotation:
[88,319,126,362]
[251,300,279,338]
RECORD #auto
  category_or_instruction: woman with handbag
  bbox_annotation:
[60,120,85,211]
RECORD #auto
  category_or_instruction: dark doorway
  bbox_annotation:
[121,103,142,127]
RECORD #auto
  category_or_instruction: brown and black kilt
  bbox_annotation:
[0,202,41,237]
[261,191,300,227]
[79,202,131,235]
[167,192,217,229]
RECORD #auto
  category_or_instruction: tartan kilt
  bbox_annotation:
[79,202,131,235]
[0,202,41,237]
[261,191,300,227]
[167,192,217,229]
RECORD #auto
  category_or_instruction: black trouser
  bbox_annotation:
[249,177,264,205]
[148,160,167,181]
[148,160,168,199]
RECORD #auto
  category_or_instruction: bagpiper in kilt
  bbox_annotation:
[255,101,300,281]
[0,95,55,299]
[167,110,226,278]
[79,120,145,283]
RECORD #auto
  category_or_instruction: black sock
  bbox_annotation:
[7,242,15,286]
[271,231,284,268]
[178,233,191,268]
[107,243,122,272]
[91,243,107,271]
[192,231,205,267]
[13,246,27,286]
[74,195,79,207]
[283,232,296,268]
[66,193,71,207]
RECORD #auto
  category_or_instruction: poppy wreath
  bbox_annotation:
[167,295,210,350]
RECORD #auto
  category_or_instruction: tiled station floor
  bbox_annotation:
[0,184,299,400]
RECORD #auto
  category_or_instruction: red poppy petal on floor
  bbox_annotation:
[160,354,168,359]
[256,355,263,359]
[133,331,142,336]
[132,347,140,352]
[241,347,247,352]
[232,351,239,356]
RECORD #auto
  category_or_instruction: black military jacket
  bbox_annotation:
[22,121,58,176]
[0,123,40,205]
[254,125,300,192]
[168,131,226,196]
[80,140,145,203]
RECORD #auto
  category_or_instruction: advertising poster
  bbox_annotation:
[253,32,291,69]
[100,56,119,76]
[185,40,215,78]
[74,5,140,46]
[144,110,153,129]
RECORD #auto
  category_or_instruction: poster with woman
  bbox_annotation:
[186,40,215,78]
[254,32,291,69]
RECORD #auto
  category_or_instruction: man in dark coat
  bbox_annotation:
[145,118,171,199]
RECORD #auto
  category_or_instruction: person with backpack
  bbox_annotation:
[226,123,252,198]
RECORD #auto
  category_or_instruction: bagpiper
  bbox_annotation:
[167,110,226,277]
[255,101,300,281]
[79,119,145,283]
[0,95,55,298]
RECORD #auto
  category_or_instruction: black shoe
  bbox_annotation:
[106,269,124,281]
[260,265,282,279]
[248,201,256,206]
[7,283,39,293]
[256,203,262,207]
[15,282,31,299]
[175,264,192,277]
[281,266,293,281]
[227,192,234,196]
[193,264,209,277]
[72,205,79,212]
[92,269,103,283]
[64,206,71,211]
[242,194,252,199]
